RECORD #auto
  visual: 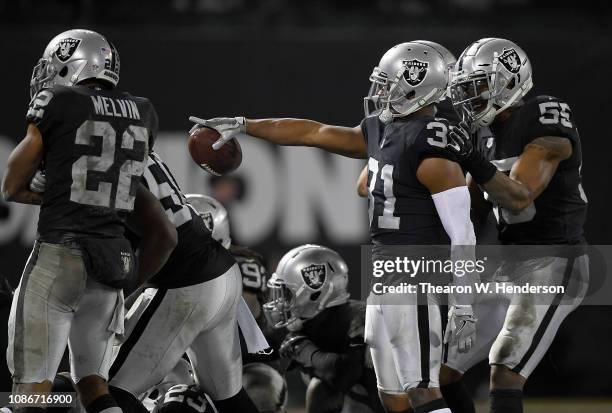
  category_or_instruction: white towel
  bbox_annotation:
[237,297,269,353]
[108,289,125,338]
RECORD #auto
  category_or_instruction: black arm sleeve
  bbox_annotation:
[294,342,366,391]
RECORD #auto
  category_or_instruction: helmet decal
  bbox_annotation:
[201,212,214,232]
[55,38,81,62]
[403,59,428,86]
[498,48,522,74]
[300,264,326,290]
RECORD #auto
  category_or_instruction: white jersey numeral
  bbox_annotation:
[368,158,400,229]
[538,101,572,128]
[426,121,448,148]
[70,120,147,210]
[241,261,264,289]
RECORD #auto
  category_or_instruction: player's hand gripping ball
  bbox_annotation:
[187,126,242,176]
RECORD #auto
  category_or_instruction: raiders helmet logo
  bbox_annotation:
[403,59,429,86]
[498,48,522,74]
[55,38,81,63]
[201,212,214,232]
[300,264,326,290]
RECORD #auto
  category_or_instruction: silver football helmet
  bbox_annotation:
[449,38,533,131]
[412,40,456,100]
[263,244,350,331]
[30,29,120,98]
[364,42,449,123]
[412,40,456,69]
[185,194,231,249]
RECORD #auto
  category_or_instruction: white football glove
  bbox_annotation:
[188,116,246,150]
[444,305,477,353]
[29,170,46,193]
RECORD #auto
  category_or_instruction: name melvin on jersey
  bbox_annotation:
[90,95,141,120]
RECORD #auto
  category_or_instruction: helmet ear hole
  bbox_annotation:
[310,292,321,301]
[58,66,68,77]
[507,77,516,90]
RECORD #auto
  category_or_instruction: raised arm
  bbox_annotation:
[1,124,44,205]
[189,116,366,159]
[247,119,366,158]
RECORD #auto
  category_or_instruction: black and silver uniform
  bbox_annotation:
[139,152,235,288]
[480,95,587,244]
[361,114,458,245]
[27,85,156,242]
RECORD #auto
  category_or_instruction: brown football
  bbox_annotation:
[187,127,242,176]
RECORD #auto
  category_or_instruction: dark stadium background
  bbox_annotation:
[1,0,611,410]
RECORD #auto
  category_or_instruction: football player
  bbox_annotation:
[264,244,384,413]
[184,194,270,328]
[190,41,477,413]
[357,40,458,198]
[185,194,286,382]
[444,38,589,413]
[108,152,260,413]
[2,29,177,413]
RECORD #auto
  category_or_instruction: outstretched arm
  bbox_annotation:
[2,124,44,205]
[189,116,367,159]
[480,136,571,213]
[246,119,366,158]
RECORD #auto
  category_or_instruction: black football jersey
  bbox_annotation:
[27,85,157,243]
[301,300,366,352]
[480,96,587,244]
[140,152,235,288]
[361,114,458,245]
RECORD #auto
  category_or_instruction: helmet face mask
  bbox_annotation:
[263,276,297,329]
[30,58,57,98]
[450,71,494,123]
